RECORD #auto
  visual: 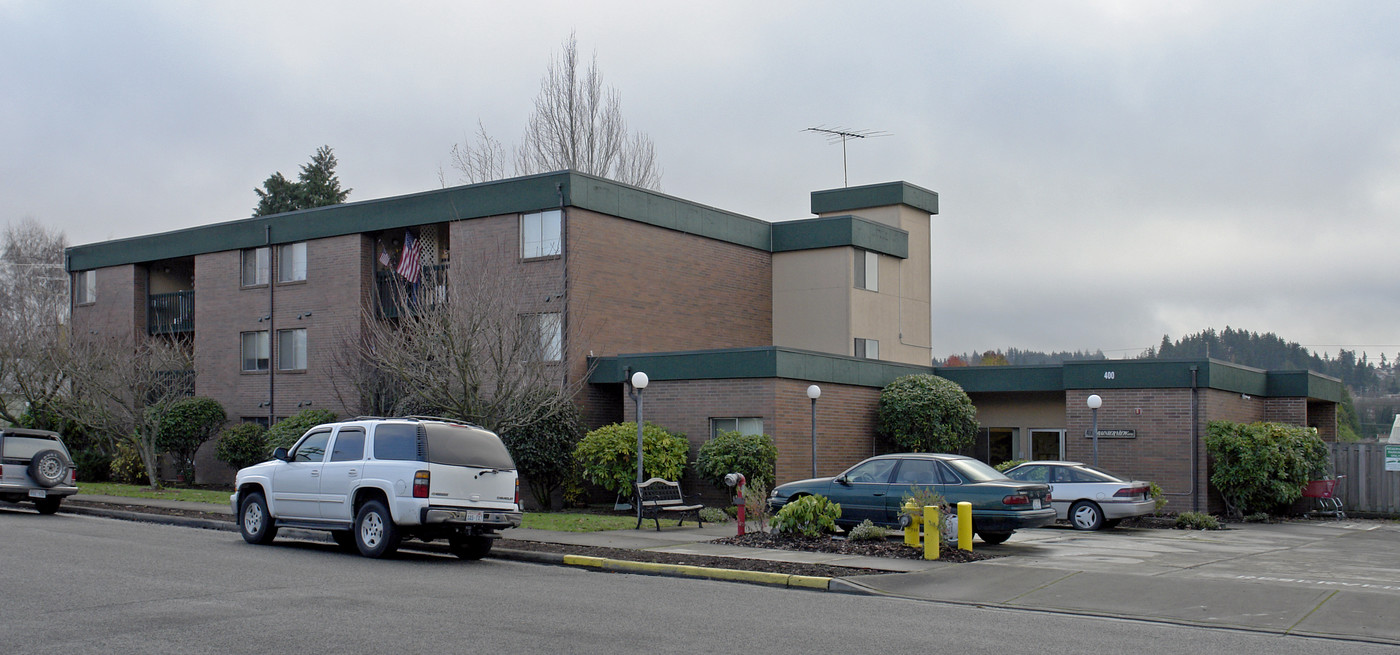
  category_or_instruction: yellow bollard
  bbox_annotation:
[958,501,973,551]
[923,505,940,560]
[903,499,920,547]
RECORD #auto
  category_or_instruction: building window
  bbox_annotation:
[538,313,562,361]
[521,209,562,259]
[241,417,270,428]
[854,248,878,292]
[855,338,879,360]
[241,247,270,286]
[241,331,269,372]
[74,270,97,305]
[277,328,307,371]
[277,242,307,282]
[710,418,763,440]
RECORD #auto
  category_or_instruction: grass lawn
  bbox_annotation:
[78,482,232,505]
[78,482,645,532]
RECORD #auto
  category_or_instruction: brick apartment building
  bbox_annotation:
[65,170,1340,512]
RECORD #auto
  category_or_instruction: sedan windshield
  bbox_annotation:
[946,458,1010,482]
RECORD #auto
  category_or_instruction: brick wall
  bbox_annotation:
[70,264,144,341]
[616,377,882,505]
[1066,389,1207,513]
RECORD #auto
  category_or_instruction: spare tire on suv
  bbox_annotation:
[0,428,79,514]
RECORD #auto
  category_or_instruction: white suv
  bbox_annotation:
[231,417,522,559]
[0,427,78,514]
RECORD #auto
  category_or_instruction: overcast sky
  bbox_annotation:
[5,1,1399,361]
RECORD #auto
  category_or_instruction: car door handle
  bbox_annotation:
[873,492,885,497]
[310,470,320,477]
[347,469,357,477]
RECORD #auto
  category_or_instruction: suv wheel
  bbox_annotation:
[449,535,493,560]
[239,492,278,545]
[28,449,68,488]
[354,500,400,558]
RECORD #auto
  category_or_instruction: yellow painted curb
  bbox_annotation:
[561,554,832,590]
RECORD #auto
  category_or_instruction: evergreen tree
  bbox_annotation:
[253,146,351,217]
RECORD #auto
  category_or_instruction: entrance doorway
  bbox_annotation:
[1029,429,1064,460]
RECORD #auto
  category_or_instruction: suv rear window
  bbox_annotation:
[423,423,515,470]
[373,424,425,461]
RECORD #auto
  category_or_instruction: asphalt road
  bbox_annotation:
[3,509,1395,654]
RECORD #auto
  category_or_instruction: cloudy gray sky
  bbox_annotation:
[5,1,1399,361]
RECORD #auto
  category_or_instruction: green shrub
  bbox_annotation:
[994,459,1027,472]
[154,396,226,482]
[772,494,841,537]
[109,442,146,485]
[1175,512,1222,530]
[877,375,978,453]
[847,519,888,542]
[572,422,689,498]
[73,449,112,482]
[699,507,729,524]
[215,422,271,471]
[1148,481,1169,514]
[1205,420,1329,515]
[694,430,777,491]
[265,409,339,452]
[744,481,771,532]
[1243,512,1270,523]
[501,401,586,510]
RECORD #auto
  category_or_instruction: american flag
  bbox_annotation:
[396,230,421,283]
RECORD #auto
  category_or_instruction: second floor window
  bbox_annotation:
[242,247,269,286]
[855,338,879,360]
[521,210,562,259]
[241,331,269,372]
[523,312,562,361]
[74,270,97,304]
[854,248,878,291]
[278,242,307,282]
[278,328,307,371]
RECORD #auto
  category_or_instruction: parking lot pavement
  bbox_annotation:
[845,519,1400,644]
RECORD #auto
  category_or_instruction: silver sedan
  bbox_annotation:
[1002,461,1155,530]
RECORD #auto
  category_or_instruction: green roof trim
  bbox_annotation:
[811,181,939,216]
[771,215,909,259]
[588,346,933,388]
[590,351,1342,402]
[567,174,772,250]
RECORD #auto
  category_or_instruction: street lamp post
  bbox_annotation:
[627,371,649,525]
[1087,394,1102,467]
[807,385,821,478]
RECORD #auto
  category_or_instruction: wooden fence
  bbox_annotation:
[1328,443,1400,515]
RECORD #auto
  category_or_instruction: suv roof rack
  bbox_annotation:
[348,415,486,429]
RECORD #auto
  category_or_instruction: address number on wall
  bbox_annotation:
[1103,371,1116,380]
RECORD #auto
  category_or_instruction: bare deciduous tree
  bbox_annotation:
[334,262,588,437]
[0,219,69,425]
[55,334,195,488]
[448,33,662,190]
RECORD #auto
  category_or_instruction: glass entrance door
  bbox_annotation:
[1029,429,1064,460]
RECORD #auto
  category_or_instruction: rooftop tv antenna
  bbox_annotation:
[804,125,890,187]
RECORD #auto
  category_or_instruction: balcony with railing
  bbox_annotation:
[375,264,449,319]
[148,290,195,335]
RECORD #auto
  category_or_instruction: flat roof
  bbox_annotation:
[67,170,914,271]
[589,349,1343,402]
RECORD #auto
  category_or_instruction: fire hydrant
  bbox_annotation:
[724,473,747,536]
[901,499,920,546]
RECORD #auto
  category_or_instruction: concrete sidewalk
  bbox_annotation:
[52,494,1400,645]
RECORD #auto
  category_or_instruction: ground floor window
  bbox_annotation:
[710,417,763,440]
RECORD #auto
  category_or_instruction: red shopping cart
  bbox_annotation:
[1301,476,1345,519]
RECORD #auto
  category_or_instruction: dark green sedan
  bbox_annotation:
[767,453,1055,544]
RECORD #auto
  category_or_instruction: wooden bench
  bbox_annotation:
[634,478,705,531]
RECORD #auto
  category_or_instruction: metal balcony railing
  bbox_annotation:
[374,264,449,319]
[148,290,195,335]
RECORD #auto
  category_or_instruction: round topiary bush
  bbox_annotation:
[877,374,978,453]
[772,494,842,537]
[694,430,777,492]
[573,422,689,498]
[215,422,271,471]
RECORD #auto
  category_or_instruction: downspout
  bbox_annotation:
[1159,365,1200,512]
[267,225,275,427]
[557,182,569,387]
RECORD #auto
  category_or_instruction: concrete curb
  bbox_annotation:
[58,500,838,591]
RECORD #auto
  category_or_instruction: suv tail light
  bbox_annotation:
[515,478,520,507]
[413,470,430,498]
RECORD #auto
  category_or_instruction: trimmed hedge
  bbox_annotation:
[573,422,689,498]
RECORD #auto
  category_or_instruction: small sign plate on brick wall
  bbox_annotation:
[1082,428,1137,439]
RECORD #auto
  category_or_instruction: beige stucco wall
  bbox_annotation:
[774,204,933,366]
[772,248,850,355]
